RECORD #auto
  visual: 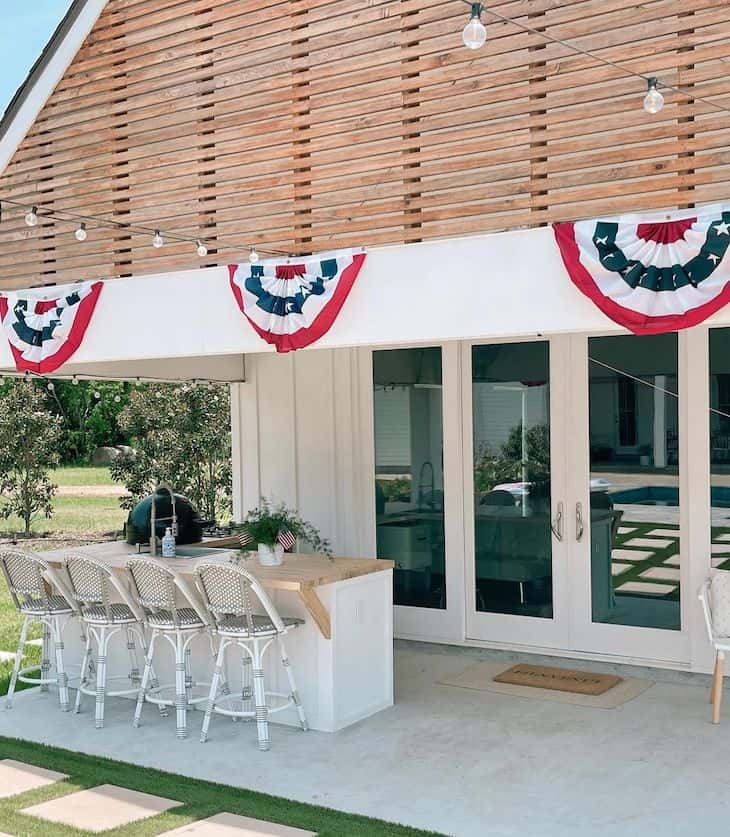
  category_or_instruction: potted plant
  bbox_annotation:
[233,497,333,566]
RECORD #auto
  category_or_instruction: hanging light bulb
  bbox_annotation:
[463,3,487,50]
[152,230,164,248]
[196,240,208,257]
[643,77,664,114]
[47,382,54,392]
[72,376,79,385]
[93,390,101,400]
[25,206,39,227]
[249,246,259,263]
[75,222,87,241]
[114,394,121,403]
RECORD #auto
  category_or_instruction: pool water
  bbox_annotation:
[609,485,730,508]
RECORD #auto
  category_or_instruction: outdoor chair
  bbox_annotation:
[62,554,153,729]
[1,548,75,712]
[127,557,217,739]
[195,561,308,750]
[699,570,730,723]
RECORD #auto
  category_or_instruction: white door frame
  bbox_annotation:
[567,332,693,664]
[461,335,573,650]
[359,342,466,642]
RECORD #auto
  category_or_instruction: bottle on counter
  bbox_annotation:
[161,526,176,558]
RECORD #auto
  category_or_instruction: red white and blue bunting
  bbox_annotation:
[553,209,730,334]
[0,281,103,373]
[228,249,366,353]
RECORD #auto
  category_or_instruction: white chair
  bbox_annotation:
[1,549,75,711]
[196,562,308,750]
[127,557,216,739]
[699,571,730,724]
[63,554,151,729]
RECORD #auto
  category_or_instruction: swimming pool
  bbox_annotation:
[609,485,730,507]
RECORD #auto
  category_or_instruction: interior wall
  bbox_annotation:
[231,347,370,558]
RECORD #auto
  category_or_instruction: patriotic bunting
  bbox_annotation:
[553,208,730,334]
[0,281,103,373]
[228,248,366,352]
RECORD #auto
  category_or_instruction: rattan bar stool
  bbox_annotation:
[1,549,76,711]
[63,554,153,729]
[127,558,216,739]
[196,562,308,751]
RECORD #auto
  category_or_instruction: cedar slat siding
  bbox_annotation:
[1,0,729,288]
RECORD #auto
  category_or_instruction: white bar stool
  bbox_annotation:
[196,561,308,751]
[1,549,75,711]
[62,554,152,729]
[127,557,216,739]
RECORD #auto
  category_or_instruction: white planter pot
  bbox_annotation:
[257,542,284,567]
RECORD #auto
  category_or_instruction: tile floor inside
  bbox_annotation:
[1,641,729,837]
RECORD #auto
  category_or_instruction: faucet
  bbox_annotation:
[149,483,178,557]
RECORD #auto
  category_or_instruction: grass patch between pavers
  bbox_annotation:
[0,737,443,837]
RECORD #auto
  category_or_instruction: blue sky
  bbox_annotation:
[0,2,73,115]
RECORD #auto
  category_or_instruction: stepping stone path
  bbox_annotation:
[639,567,681,582]
[0,759,68,798]
[21,784,182,833]
[157,812,317,836]
[615,581,676,595]
[622,537,674,549]
[611,562,633,576]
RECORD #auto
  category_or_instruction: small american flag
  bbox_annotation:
[277,529,296,550]
[237,528,254,548]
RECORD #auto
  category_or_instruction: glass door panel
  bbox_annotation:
[373,347,446,609]
[587,334,680,632]
[709,329,730,568]
[471,342,554,619]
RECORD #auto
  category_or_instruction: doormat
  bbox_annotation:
[493,663,621,695]
[438,661,654,709]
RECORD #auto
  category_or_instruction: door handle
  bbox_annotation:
[551,501,564,542]
[575,501,584,542]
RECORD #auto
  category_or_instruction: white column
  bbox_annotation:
[653,374,667,468]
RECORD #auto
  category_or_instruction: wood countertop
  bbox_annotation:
[38,541,394,640]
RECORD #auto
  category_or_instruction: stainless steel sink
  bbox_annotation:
[172,546,236,560]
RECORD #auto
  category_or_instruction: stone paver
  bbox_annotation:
[21,784,182,833]
[713,534,730,542]
[646,528,680,537]
[611,549,653,562]
[618,527,637,535]
[157,812,317,837]
[664,554,681,567]
[639,567,681,582]
[711,543,730,554]
[622,537,674,549]
[611,562,633,576]
[616,581,677,595]
[0,759,68,799]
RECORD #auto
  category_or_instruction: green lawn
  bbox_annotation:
[54,466,115,487]
[0,495,125,539]
[0,738,441,837]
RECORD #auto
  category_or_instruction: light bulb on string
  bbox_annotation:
[93,390,101,400]
[113,394,121,403]
[196,240,208,257]
[72,376,79,385]
[249,246,259,263]
[152,230,164,248]
[75,222,87,241]
[463,3,487,50]
[643,77,664,114]
[47,382,54,392]
[25,206,38,227]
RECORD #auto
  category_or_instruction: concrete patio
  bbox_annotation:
[1,641,729,837]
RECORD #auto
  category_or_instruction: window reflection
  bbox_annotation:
[472,342,553,618]
[373,348,446,609]
[709,330,730,579]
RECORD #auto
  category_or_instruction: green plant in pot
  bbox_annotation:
[233,497,333,566]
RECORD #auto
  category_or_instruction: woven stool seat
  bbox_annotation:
[146,607,205,629]
[20,594,73,616]
[81,603,138,624]
[216,614,304,637]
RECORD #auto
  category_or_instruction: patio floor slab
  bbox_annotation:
[0,759,68,798]
[2,643,729,837]
[157,812,317,836]
[21,784,182,832]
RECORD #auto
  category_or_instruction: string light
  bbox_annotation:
[74,222,87,241]
[24,206,38,227]
[643,78,665,114]
[249,247,259,263]
[196,240,208,257]
[463,3,487,50]
[152,230,164,248]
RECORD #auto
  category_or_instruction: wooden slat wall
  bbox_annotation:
[1,0,729,289]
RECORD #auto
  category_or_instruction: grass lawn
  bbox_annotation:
[0,737,441,837]
[54,466,115,487]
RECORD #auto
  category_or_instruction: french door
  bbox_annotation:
[464,333,691,664]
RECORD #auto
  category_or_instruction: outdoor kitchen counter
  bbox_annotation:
[39,542,395,732]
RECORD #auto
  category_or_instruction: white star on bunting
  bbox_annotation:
[714,221,730,236]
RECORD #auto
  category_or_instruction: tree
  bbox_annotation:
[110,383,232,522]
[0,381,62,535]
